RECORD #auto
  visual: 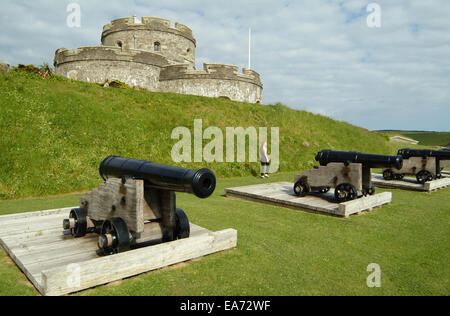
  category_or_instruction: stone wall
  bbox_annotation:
[159,63,263,103]
[101,17,196,67]
[54,47,167,90]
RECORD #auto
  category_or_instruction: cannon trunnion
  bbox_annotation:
[294,150,403,203]
[63,156,216,256]
[382,148,450,184]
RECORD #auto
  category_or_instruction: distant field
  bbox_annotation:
[378,130,450,147]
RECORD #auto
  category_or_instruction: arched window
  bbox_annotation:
[116,40,123,48]
[154,42,161,52]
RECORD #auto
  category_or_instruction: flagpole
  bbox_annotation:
[248,28,251,69]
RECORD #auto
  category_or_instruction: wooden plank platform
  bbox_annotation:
[0,207,237,296]
[225,182,392,218]
[372,173,450,192]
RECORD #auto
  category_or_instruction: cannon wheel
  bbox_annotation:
[416,170,433,184]
[175,208,190,240]
[362,184,375,196]
[335,183,358,203]
[382,169,394,180]
[294,180,310,197]
[368,184,376,195]
[319,187,330,194]
[69,208,88,238]
[98,217,130,255]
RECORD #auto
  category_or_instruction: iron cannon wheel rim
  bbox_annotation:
[294,180,310,197]
[319,187,330,194]
[367,184,376,195]
[335,183,357,202]
[175,208,190,240]
[69,208,88,238]
[362,184,376,196]
[416,170,433,184]
[99,217,130,254]
[382,169,394,180]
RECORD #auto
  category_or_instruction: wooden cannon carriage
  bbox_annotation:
[382,149,450,184]
[294,150,403,203]
[63,156,216,256]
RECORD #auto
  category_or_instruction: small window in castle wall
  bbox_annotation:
[117,41,123,48]
[154,42,161,52]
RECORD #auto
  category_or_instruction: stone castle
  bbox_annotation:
[54,16,263,103]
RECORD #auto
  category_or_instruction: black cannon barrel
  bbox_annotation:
[99,156,216,198]
[315,149,403,170]
[398,148,450,160]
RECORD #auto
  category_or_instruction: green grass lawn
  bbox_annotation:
[0,172,448,296]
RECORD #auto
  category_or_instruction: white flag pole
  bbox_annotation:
[248,28,251,69]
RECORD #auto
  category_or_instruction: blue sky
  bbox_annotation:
[1,0,449,131]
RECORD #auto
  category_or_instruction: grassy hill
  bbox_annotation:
[1,70,397,200]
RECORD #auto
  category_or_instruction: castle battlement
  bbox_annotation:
[54,16,263,103]
[54,46,169,68]
[102,16,195,44]
[159,63,263,88]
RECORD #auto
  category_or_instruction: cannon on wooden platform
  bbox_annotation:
[63,156,216,256]
[382,149,450,184]
[294,150,403,202]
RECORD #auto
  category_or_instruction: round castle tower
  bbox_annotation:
[101,16,196,67]
[54,16,263,103]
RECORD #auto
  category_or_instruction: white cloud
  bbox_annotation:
[0,0,448,131]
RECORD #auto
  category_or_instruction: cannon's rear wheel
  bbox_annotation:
[319,187,330,194]
[367,184,376,195]
[362,184,376,196]
[294,180,310,197]
[382,169,394,180]
[175,208,190,240]
[98,217,131,255]
[416,170,433,184]
[335,183,358,203]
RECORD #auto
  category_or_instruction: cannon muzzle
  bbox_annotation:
[315,149,403,170]
[99,156,216,198]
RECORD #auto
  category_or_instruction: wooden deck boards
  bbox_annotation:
[372,173,450,192]
[225,182,392,218]
[0,207,237,296]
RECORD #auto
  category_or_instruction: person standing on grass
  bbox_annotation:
[260,141,270,178]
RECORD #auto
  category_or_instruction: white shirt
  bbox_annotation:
[260,142,269,163]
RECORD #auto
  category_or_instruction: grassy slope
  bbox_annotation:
[0,71,396,200]
[0,172,448,296]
